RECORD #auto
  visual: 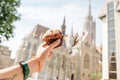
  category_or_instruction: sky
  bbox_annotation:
[1,0,104,58]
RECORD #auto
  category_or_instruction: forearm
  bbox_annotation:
[0,58,39,80]
[0,65,23,80]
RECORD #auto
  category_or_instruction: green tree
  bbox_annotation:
[0,0,20,42]
[91,73,102,79]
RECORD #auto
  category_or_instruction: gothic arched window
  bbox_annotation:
[33,44,37,50]
[84,54,90,69]
[27,42,31,50]
[62,55,66,69]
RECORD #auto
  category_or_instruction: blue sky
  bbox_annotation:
[2,0,104,58]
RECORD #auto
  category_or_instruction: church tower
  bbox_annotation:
[61,16,66,35]
[82,0,96,47]
[69,23,74,47]
[80,0,96,80]
[83,0,96,43]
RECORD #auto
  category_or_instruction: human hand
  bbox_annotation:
[0,39,60,80]
[36,39,61,71]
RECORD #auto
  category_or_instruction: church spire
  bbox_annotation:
[69,23,74,47]
[61,16,66,35]
[63,16,65,25]
[86,0,93,20]
[71,23,73,37]
[88,0,91,16]
[83,0,94,33]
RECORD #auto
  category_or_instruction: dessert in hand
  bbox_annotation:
[42,29,64,47]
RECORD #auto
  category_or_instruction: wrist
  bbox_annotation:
[19,61,30,80]
[19,57,41,78]
[27,58,39,73]
[32,57,41,72]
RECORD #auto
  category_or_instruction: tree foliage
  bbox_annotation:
[91,73,102,79]
[0,0,20,42]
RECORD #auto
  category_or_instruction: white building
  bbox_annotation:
[99,0,120,79]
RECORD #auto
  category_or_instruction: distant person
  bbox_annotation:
[0,39,61,80]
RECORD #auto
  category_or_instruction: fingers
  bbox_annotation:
[49,39,61,49]
[42,42,48,47]
[42,39,61,48]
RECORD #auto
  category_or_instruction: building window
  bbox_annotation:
[108,40,116,52]
[27,42,31,50]
[107,1,116,53]
[71,74,74,80]
[85,41,90,48]
[62,55,66,69]
[108,20,114,29]
[107,1,114,20]
[84,54,90,69]
[25,52,29,61]
[33,44,38,51]
[108,1,114,10]
[109,52,117,79]
[108,30,115,40]
[108,10,114,19]
[91,33,93,39]
[107,1,117,79]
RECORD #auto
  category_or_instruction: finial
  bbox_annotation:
[71,22,73,36]
[63,16,66,25]
[88,0,91,15]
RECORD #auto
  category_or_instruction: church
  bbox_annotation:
[15,0,102,80]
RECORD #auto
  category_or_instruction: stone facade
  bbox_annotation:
[0,45,14,69]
